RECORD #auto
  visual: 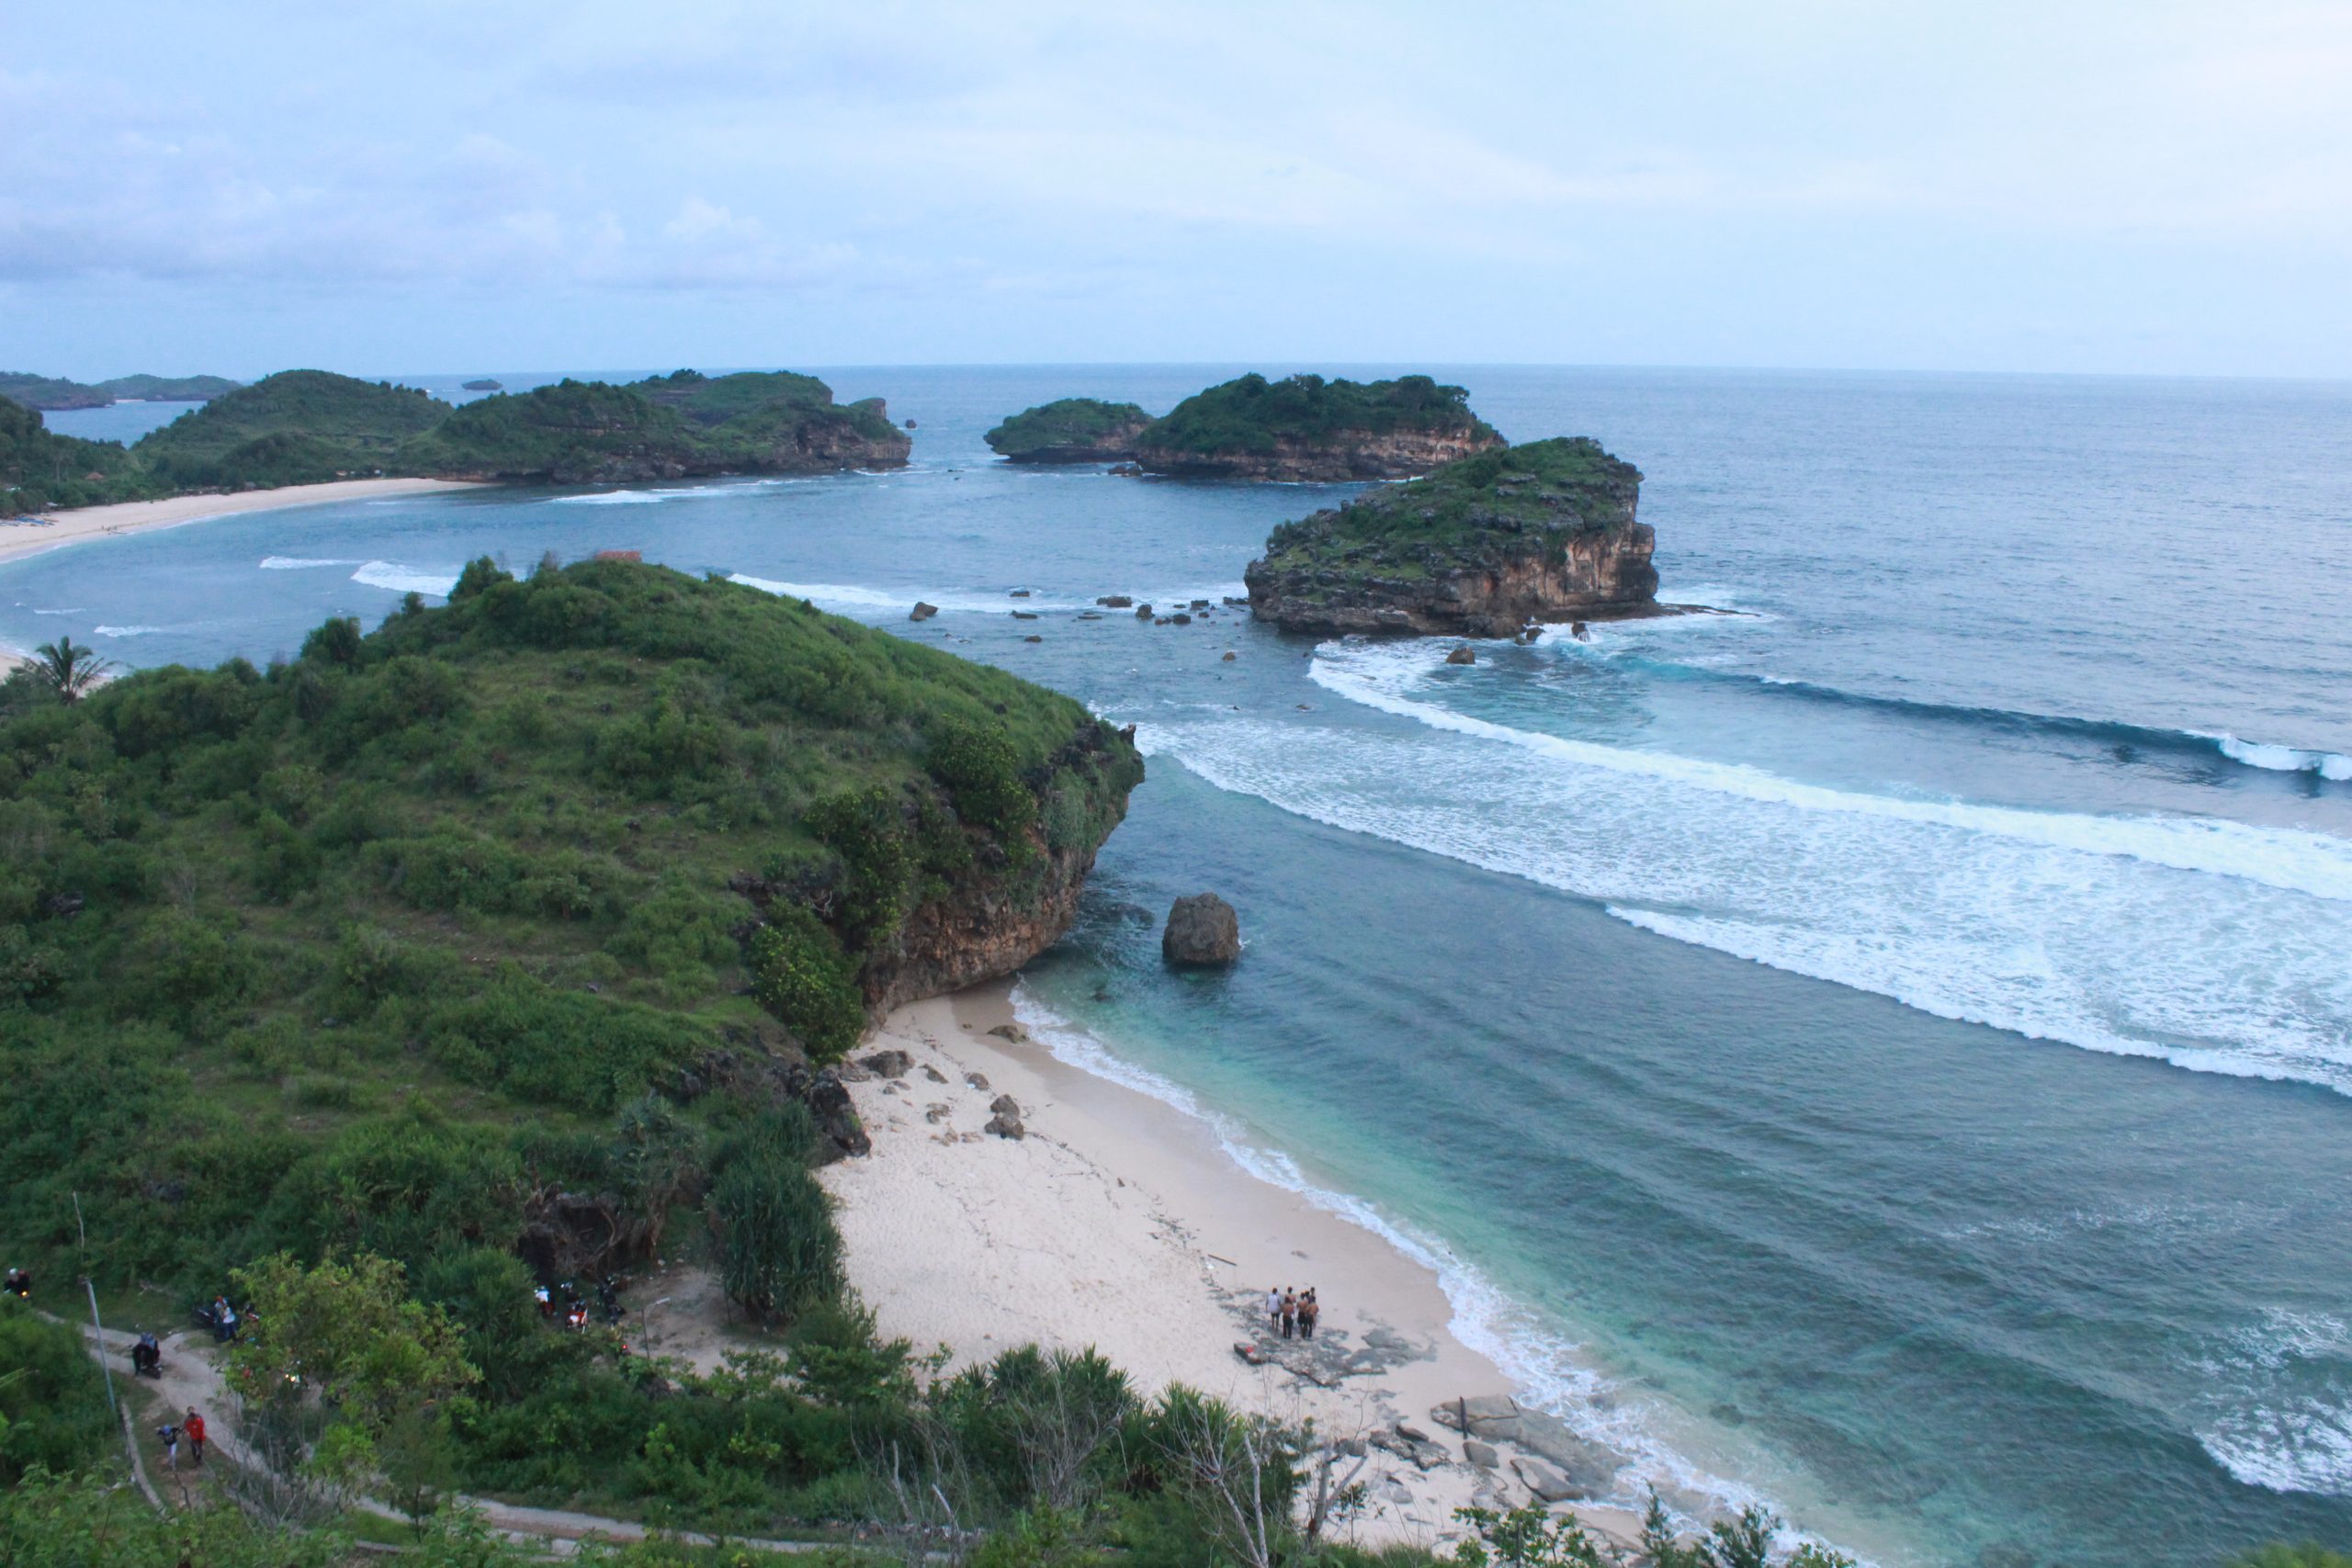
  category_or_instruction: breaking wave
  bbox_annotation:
[1135,642,2352,1095]
[351,561,460,596]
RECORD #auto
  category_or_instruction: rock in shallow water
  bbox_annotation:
[1162,893,1242,967]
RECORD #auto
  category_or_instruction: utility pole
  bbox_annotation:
[73,1192,122,1428]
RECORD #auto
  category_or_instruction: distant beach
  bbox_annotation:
[0,478,480,668]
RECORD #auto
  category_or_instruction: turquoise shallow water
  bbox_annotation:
[10,367,2352,1567]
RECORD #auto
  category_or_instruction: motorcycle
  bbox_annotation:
[192,1299,243,1343]
[130,1336,164,1379]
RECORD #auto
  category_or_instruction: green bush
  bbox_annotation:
[711,1107,842,1324]
[0,1307,114,1483]
[747,907,865,1062]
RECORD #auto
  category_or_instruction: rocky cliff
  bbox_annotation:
[1244,437,1658,637]
[1142,424,1499,482]
[858,718,1146,1013]
[1136,371,1503,482]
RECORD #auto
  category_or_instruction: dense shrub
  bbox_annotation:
[747,908,865,1062]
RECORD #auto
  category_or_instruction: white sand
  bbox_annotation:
[0,478,481,671]
[824,986,1648,1552]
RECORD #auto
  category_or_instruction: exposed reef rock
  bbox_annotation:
[986,398,1155,463]
[1244,437,1659,637]
[1162,892,1242,967]
[1136,372,1502,481]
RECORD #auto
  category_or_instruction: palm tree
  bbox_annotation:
[30,635,113,703]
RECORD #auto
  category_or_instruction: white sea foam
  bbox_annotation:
[1003,985,1782,1527]
[28,606,85,615]
[2218,733,2352,784]
[91,624,168,637]
[259,556,356,570]
[1136,644,2352,1095]
[2193,1312,2352,1495]
[1314,640,2352,903]
[547,490,673,506]
[351,561,459,596]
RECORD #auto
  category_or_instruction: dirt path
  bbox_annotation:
[68,1315,854,1555]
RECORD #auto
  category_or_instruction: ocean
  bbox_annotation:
[17,365,2352,1567]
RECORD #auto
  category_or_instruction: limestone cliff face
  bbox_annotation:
[1137,424,1501,482]
[857,719,1144,1014]
[739,400,911,474]
[1244,437,1659,637]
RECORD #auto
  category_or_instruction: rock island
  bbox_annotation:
[1244,436,1660,636]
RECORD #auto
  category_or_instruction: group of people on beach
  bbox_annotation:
[1265,1284,1320,1339]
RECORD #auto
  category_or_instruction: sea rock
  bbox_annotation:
[858,1049,914,1080]
[1012,610,1040,620]
[1446,644,1476,665]
[1023,635,1044,643]
[1010,589,1031,598]
[1170,612,1193,625]
[1162,893,1242,967]
[910,602,940,621]
[1189,598,1211,610]
[1098,594,1134,608]
[984,1094,1025,1139]
[1222,651,1237,661]
[1245,438,1659,638]
[1135,604,1154,619]
[985,399,1154,464]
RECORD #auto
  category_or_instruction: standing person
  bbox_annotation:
[1300,1289,1318,1340]
[185,1407,208,1465]
[156,1422,180,1472]
[1280,1288,1297,1339]
[1265,1285,1282,1334]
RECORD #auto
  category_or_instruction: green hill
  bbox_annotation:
[97,372,242,401]
[985,397,1155,462]
[133,369,451,488]
[0,372,111,412]
[401,369,910,482]
[0,398,148,512]
[0,558,1138,1300]
[1136,372,1503,479]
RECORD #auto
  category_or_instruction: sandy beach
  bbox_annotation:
[0,478,481,670]
[822,985,1650,1553]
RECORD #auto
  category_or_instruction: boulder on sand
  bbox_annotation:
[858,1049,913,1080]
[984,1093,1026,1140]
[1162,893,1241,967]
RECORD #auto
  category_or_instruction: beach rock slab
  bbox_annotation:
[1163,893,1242,967]
[1464,1438,1500,1470]
[1513,1461,1578,1504]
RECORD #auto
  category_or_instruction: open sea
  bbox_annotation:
[19,366,2352,1568]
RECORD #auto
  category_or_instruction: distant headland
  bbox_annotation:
[0,370,240,411]
[2,366,910,512]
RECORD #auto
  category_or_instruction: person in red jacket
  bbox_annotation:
[184,1407,208,1465]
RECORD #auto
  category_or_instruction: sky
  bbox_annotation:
[5,0,2351,379]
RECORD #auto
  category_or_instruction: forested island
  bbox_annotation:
[0,370,240,411]
[0,367,910,511]
[1245,436,1661,635]
[1136,373,1502,480]
[984,397,1155,462]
